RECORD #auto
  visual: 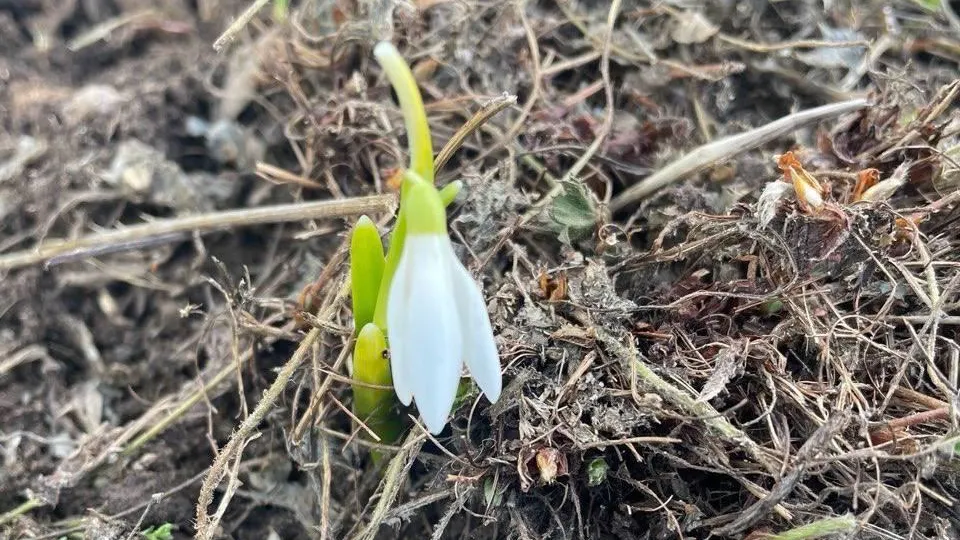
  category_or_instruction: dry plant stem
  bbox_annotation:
[609,99,870,211]
[0,195,393,271]
[893,386,949,409]
[519,0,621,226]
[595,327,781,475]
[212,0,271,51]
[869,407,950,444]
[256,161,326,189]
[122,351,248,455]
[714,412,849,536]
[349,430,426,540]
[194,281,348,539]
[716,33,869,52]
[434,93,518,173]
[0,497,43,526]
[320,434,331,540]
[66,9,157,51]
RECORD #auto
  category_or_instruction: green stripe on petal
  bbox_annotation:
[373,171,447,329]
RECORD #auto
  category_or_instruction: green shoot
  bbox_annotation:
[141,523,174,540]
[349,216,385,331]
[352,323,403,445]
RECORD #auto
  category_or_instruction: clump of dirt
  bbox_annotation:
[2,1,960,539]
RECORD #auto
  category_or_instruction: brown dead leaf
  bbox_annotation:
[538,270,568,302]
[550,324,596,347]
[777,151,826,213]
[412,58,439,82]
[535,447,567,485]
[670,11,719,44]
[385,167,404,191]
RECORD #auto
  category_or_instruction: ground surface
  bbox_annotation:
[2,1,960,539]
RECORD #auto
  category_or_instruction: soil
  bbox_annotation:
[2,1,960,539]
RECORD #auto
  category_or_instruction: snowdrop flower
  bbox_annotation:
[386,173,502,434]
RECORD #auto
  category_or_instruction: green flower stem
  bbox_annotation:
[349,216,385,331]
[369,43,460,332]
[373,42,434,184]
[352,323,403,445]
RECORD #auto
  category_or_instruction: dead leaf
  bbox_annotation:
[697,342,746,402]
[670,11,719,44]
[550,324,596,347]
[385,167,404,191]
[777,151,825,213]
[535,447,568,484]
[538,270,568,301]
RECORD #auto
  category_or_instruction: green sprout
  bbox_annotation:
[272,0,290,22]
[349,216,384,332]
[141,523,174,540]
[352,322,402,444]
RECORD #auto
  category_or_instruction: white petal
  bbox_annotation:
[390,235,464,434]
[448,248,502,403]
[386,246,414,406]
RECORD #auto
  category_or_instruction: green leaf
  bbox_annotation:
[910,0,941,11]
[439,180,463,207]
[550,179,599,243]
[141,523,174,540]
[452,377,478,412]
[483,476,504,507]
[352,323,403,445]
[586,458,609,487]
[761,299,784,316]
[350,216,385,332]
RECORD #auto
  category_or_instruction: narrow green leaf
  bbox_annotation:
[439,180,463,206]
[353,323,403,445]
[767,514,857,540]
[350,216,385,331]
[373,208,406,330]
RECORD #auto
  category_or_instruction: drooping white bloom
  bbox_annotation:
[385,177,502,434]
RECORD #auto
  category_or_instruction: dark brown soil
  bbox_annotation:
[2,1,960,539]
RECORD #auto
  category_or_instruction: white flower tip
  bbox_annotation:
[419,400,451,435]
[373,41,398,61]
[469,347,502,404]
[484,379,502,404]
